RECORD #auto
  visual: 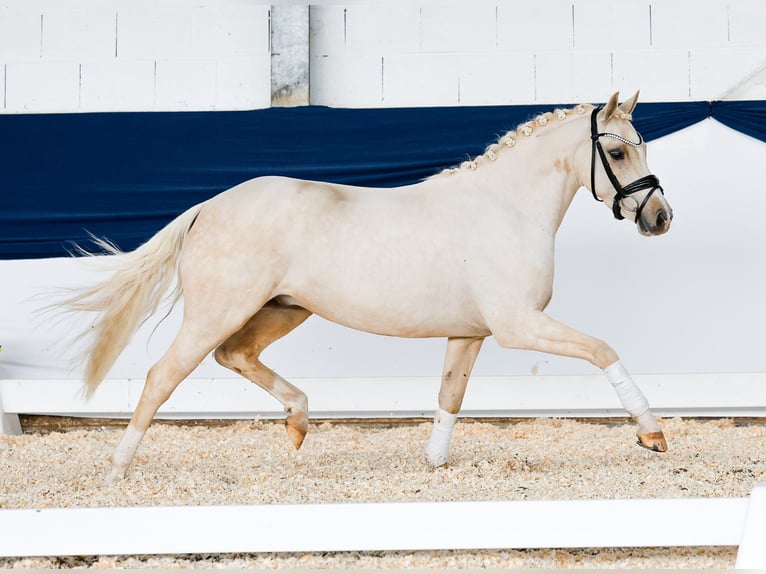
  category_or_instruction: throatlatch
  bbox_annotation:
[589,106,664,221]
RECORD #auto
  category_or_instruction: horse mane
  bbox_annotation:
[429,102,605,180]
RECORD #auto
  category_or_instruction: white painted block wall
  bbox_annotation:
[311,0,766,107]
[2,1,765,113]
[0,1,271,113]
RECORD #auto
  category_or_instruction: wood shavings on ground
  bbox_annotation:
[1,417,764,569]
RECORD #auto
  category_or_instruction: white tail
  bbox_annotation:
[61,205,203,397]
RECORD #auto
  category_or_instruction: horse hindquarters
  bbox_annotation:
[108,207,288,481]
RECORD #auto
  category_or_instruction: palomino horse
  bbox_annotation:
[62,92,673,482]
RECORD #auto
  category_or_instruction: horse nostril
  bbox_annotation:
[656,210,668,228]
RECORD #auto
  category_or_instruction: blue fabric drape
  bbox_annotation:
[1,100,763,259]
[711,100,766,143]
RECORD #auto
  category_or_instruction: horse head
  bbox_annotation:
[579,91,673,236]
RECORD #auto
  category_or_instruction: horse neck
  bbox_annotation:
[486,119,586,232]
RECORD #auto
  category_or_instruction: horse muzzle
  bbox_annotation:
[637,205,673,236]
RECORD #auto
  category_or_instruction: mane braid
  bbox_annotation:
[430,103,595,179]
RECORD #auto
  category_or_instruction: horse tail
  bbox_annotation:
[62,204,203,398]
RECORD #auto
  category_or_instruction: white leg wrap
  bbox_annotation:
[109,425,145,480]
[604,360,650,419]
[426,408,457,467]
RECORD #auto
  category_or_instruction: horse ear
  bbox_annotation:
[602,92,620,121]
[619,90,640,116]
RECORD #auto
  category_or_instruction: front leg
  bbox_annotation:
[493,311,667,452]
[426,336,484,467]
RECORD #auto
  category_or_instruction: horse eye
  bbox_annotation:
[609,149,625,160]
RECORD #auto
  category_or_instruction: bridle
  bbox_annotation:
[589,106,664,221]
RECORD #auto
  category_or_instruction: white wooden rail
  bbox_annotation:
[0,488,764,567]
[1,374,765,567]
[3,373,766,433]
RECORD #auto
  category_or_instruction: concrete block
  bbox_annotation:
[345,5,421,54]
[216,55,271,110]
[728,0,766,46]
[80,59,154,111]
[271,5,308,106]
[193,5,269,58]
[498,0,574,51]
[155,59,216,110]
[0,11,42,60]
[383,53,458,107]
[457,52,534,105]
[536,50,613,104]
[117,9,196,59]
[650,0,728,49]
[310,52,383,107]
[309,6,346,56]
[612,49,690,101]
[5,61,79,112]
[42,10,116,61]
[420,5,497,53]
[573,0,650,49]
[692,47,766,100]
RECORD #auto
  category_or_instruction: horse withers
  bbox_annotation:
[60,91,673,482]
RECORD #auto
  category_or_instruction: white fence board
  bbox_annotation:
[735,483,766,569]
[2,373,766,427]
[0,497,751,557]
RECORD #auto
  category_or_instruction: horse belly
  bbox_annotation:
[284,261,489,338]
[310,291,487,338]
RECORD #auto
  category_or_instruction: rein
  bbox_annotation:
[589,106,664,221]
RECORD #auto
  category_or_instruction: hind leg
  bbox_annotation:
[214,303,312,449]
[107,317,242,483]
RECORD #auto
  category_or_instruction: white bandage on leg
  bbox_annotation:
[110,425,145,475]
[604,360,650,419]
[426,408,457,467]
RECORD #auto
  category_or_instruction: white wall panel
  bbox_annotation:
[649,0,729,50]
[0,11,41,61]
[420,5,497,53]
[612,49,690,100]
[5,61,79,111]
[345,6,421,54]
[42,10,115,61]
[309,6,345,57]
[496,1,574,51]
[215,56,271,110]
[2,1,765,111]
[728,0,766,46]
[535,50,612,104]
[80,60,155,110]
[117,10,196,60]
[457,53,534,105]
[383,53,458,107]
[193,6,269,59]
[691,47,766,99]
[573,0,650,50]
[311,53,382,107]
[155,59,216,110]
[0,3,270,113]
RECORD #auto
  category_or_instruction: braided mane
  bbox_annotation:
[430,103,600,179]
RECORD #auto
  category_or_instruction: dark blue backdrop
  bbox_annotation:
[1,100,761,259]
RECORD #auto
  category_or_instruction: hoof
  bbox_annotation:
[285,412,308,450]
[426,449,448,468]
[637,431,668,452]
[105,465,127,485]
